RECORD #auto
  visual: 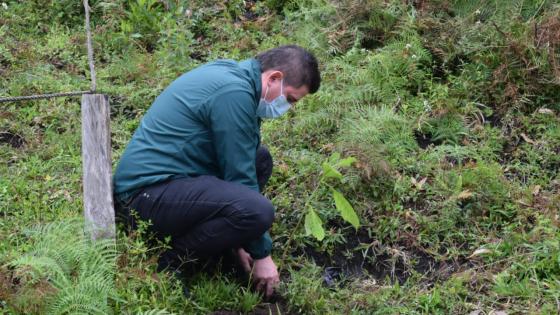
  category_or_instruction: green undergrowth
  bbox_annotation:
[1,0,560,314]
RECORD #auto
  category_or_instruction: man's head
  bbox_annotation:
[256,45,320,106]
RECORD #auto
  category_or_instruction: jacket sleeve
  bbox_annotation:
[209,88,273,259]
[243,231,272,259]
[208,88,259,191]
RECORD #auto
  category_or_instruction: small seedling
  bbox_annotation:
[283,152,360,260]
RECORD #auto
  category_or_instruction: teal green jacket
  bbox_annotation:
[113,59,272,259]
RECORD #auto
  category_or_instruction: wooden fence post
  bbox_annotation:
[81,94,115,240]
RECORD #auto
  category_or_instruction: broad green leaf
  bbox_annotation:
[328,152,341,164]
[305,208,325,241]
[321,162,343,180]
[336,156,357,168]
[332,189,360,229]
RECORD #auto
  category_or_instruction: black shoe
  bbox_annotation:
[157,252,191,297]
[158,265,190,298]
[170,268,191,298]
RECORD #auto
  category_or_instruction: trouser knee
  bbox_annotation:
[234,195,275,236]
[254,197,275,232]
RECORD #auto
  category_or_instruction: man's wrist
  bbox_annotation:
[254,255,272,262]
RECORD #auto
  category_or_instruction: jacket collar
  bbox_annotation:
[238,58,262,106]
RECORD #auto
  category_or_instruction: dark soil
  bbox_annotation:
[241,0,259,22]
[0,131,25,148]
[301,229,473,286]
[189,51,207,62]
[414,130,442,149]
[109,95,138,119]
[48,55,66,70]
[0,267,15,302]
[487,112,503,127]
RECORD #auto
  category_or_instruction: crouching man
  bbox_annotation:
[113,45,321,297]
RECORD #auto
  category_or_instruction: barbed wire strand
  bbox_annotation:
[0,0,97,104]
[0,91,94,103]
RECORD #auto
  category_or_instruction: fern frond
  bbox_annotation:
[9,218,118,314]
[337,106,418,169]
[137,310,176,315]
[10,255,67,284]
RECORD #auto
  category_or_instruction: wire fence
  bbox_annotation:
[0,0,98,104]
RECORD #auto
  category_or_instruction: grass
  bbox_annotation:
[1,0,560,314]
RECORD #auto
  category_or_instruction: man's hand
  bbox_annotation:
[236,248,253,273]
[251,255,279,298]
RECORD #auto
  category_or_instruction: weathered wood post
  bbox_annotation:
[81,94,115,240]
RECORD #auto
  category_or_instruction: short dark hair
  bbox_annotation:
[256,45,321,94]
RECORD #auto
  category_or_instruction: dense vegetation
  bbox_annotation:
[1,0,559,314]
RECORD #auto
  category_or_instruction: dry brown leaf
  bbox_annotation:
[0,111,13,118]
[516,199,532,206]
[411,177,427,190]
[532,185,541,196]
[468,248,492,259]
[520,133,535,144]
[537,108,555,115]
[457,190,473,200]
[321,143,335,152]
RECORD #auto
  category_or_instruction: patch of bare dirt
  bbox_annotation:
[301,229,474,286]
[0,131,25,148]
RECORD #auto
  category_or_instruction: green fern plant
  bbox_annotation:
[450,0,552,21]
[7,219,117,315]
[422,144,479,167]
[293,25,431,142]
[137,310,176,315]
[421,113,468,145]
[338,106,418,169]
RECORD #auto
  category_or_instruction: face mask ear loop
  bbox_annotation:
[280,78,284,97]
[263,81,271,102]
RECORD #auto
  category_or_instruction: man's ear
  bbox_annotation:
[268,70,284,82]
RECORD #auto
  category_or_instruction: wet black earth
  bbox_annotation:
[414,130,443,149]
[300,230,474,287]
[0,131,25,148]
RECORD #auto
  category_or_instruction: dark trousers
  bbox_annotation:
[116,146,274,270]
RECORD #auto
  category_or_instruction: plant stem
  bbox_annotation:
[280,177,323,264]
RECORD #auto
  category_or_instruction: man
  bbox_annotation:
[113,45,321,297]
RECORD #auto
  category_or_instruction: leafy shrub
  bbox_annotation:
[421,0,560,116]
[264,0,300,13]
[120,0,175,50]
[17,0,103,26]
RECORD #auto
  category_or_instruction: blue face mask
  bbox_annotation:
[256,79,291,119]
